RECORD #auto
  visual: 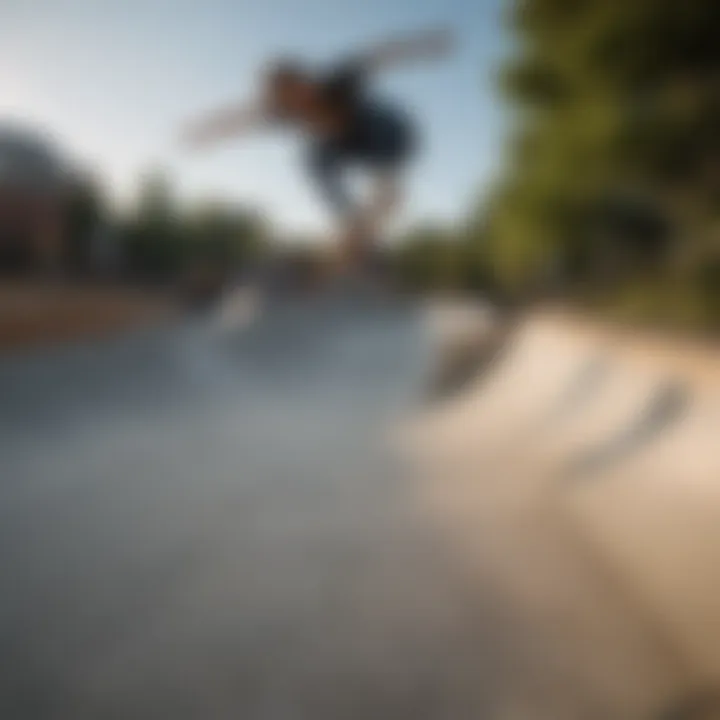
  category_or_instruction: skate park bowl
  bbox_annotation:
[0,289,718,719]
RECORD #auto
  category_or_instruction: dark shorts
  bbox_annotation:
[345,102,416,167]
[307,101,417,214]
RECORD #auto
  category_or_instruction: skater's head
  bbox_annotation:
[264,58,317,120]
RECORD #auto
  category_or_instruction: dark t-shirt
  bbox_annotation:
[318,58,368,115]
[264,58,367,130]
[316,57,413,158]
[296,58,415,214]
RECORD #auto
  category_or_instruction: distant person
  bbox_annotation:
[182,27,454,279]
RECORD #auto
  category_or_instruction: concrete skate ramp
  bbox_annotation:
[0,293,718,719]
[406,310,720,717]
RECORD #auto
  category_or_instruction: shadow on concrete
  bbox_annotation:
[545,356,611,425]
[657,689,720,720]
[564,380,691,481]
[477,355,612,465]
[424,323,518,405]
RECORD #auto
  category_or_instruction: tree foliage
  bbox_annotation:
[122,169,268,283]
[64,172,108,274]
[392,223,492,293]
[479,0,719,325]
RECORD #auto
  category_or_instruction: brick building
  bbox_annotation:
[0,125,68,273]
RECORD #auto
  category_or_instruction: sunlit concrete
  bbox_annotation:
[0,294,717,719]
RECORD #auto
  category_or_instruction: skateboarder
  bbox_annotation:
[182,27,454,275]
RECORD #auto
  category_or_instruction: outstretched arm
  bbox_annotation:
[358,26,455,74]
[181,101,268,150]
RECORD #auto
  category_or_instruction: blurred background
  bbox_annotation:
[1,0,717,347]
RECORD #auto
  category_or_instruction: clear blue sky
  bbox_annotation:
[1,0,508,235]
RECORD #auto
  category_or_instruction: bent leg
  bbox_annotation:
[341,170,403,271]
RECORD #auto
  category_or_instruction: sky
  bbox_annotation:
[0,0,508,236]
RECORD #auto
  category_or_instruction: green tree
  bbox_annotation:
[122,169,270,287]
[64,172,107,274]
[393,223,489,292]
[184,201,267,271]
[481,0,719,324]
[124,169,185,279]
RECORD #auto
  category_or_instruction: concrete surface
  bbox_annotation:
[402,309,720,719]
[0,292,718,719]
